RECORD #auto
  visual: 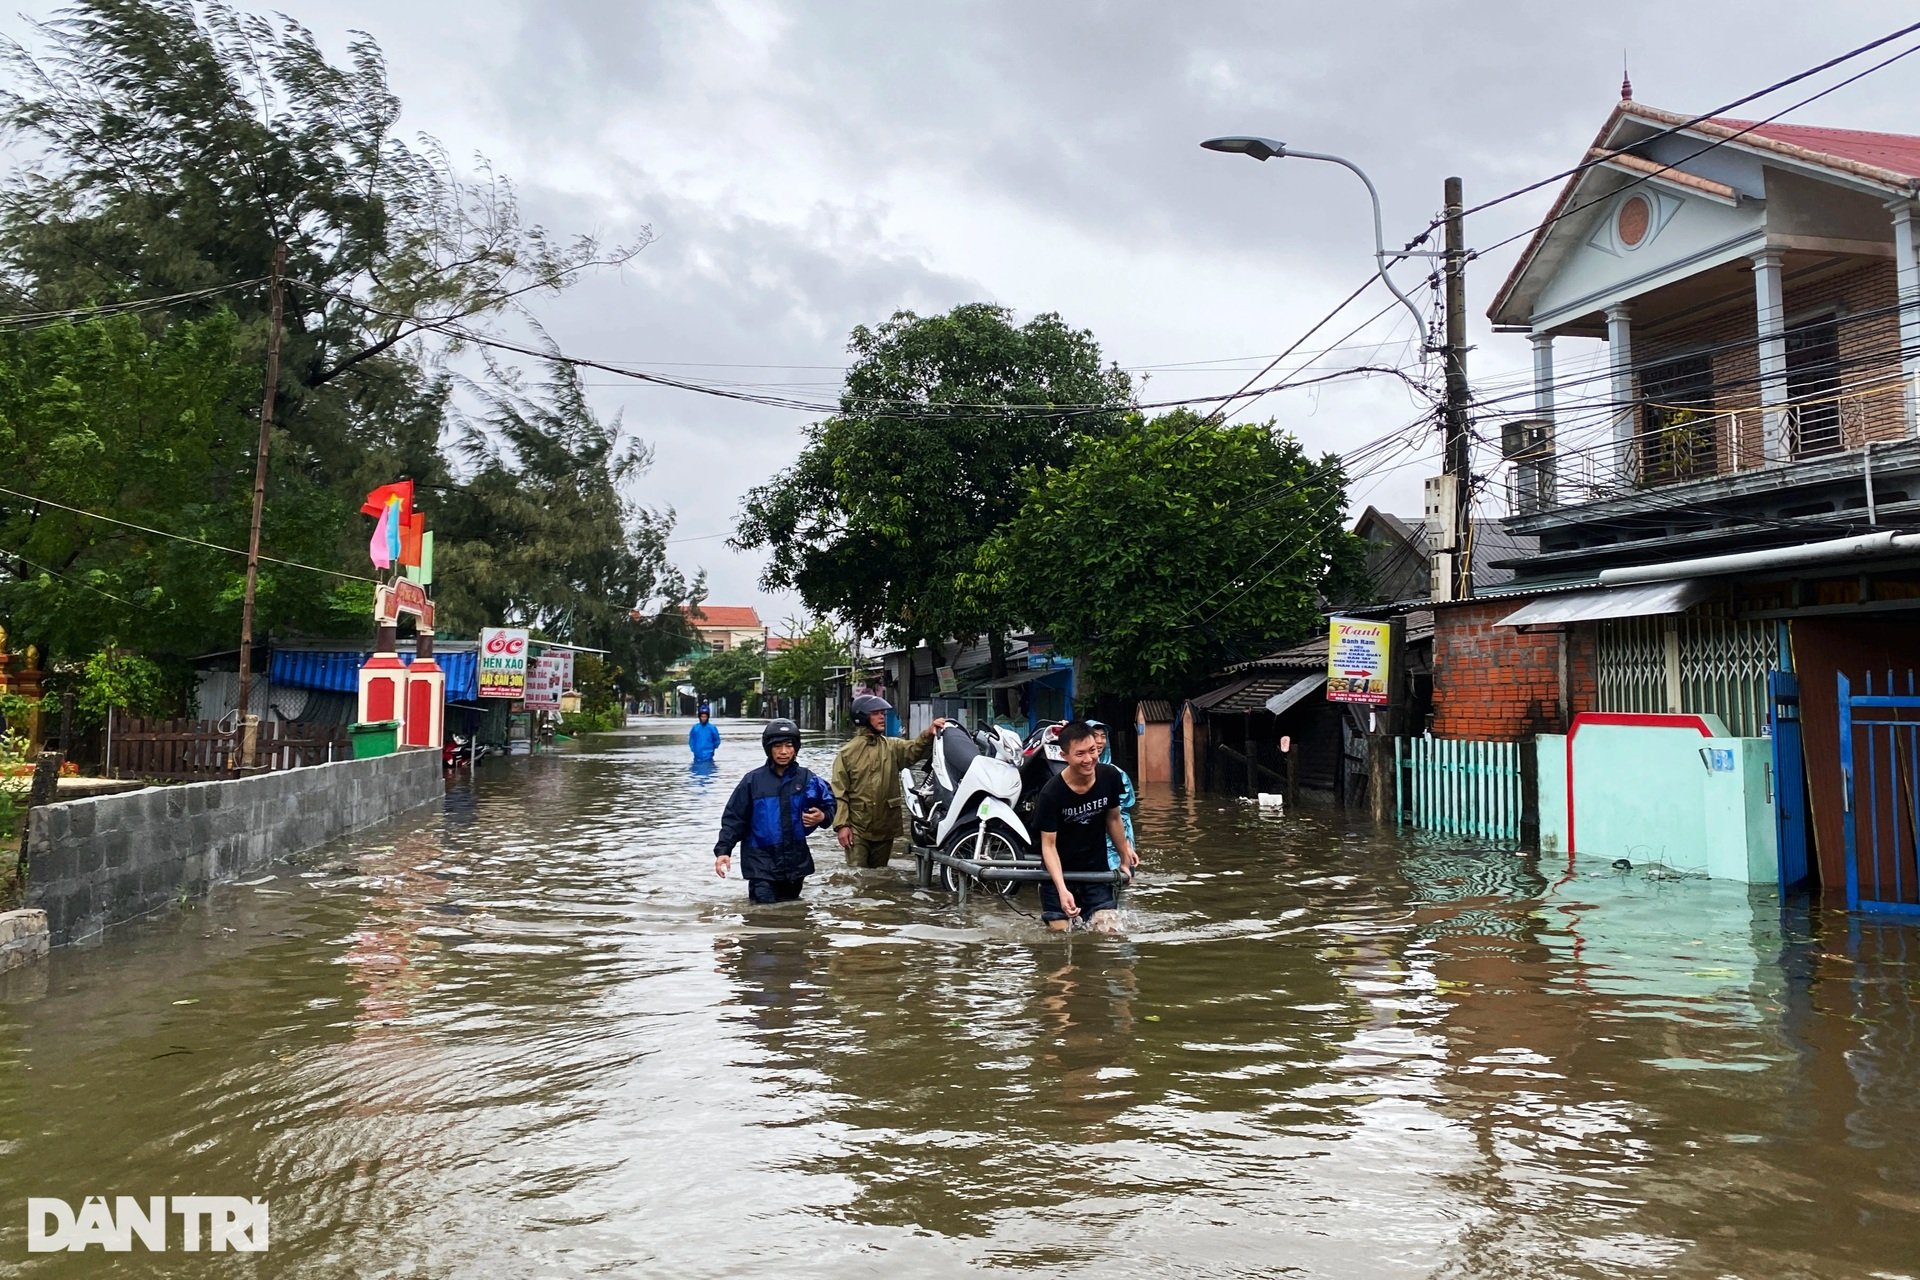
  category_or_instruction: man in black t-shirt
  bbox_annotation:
[1034,720,1141,932]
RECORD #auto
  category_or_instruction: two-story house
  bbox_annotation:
[1435,92,1920,910]
[680,605,769,654]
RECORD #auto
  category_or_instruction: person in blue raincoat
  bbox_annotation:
[689,703,721,762]
[1087,721,1137,881]
[713,719,836,904]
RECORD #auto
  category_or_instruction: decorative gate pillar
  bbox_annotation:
[358,618,406,725]
[359,579,440,746]
[403,627,445,748]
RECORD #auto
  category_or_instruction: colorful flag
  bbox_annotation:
[400,510,426,567]
[360,479,414,520]
[368,500,395,569]
[384,495,403,565]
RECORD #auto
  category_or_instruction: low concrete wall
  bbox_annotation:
[23,748,443,946]
[0,909,48,972]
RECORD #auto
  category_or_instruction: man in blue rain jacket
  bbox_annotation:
[689,703,721,762]
[714,719,836,904]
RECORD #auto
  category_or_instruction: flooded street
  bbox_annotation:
[3,718,1917,1278]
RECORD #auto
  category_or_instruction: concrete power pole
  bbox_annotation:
[1442,177,1474,601]
[235,243,286,768]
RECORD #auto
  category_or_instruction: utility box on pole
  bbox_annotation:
[1425,473,1461,602]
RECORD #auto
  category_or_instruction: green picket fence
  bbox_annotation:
[1394,737,1522,840]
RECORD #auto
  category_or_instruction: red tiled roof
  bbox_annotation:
[681,604,764,630]
[1490,100,1920,326]
[1710,117,1920,181]
[765,635,793,651]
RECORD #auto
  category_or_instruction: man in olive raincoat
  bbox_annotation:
[830,694,945,868]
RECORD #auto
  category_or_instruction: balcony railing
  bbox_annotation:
[1508,370,1908,512]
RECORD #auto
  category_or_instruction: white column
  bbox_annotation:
[1529,332,1556,508]
[1752,249,1791,462]
[1889,200,1920,435]
[1606,304,1635,487]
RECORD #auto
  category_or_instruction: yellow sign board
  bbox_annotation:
[1326,618,1391,705]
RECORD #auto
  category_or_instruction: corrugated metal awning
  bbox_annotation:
[1192,672,1325,715]
[269,648,480,702]
[1264,674,1327,717]
[1496,578,1712,628]
[976,666,1072,690]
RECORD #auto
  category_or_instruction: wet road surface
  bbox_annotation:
[1,718,1916,1278]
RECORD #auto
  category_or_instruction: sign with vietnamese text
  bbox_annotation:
[524,655,563,710]
[478,627,529,699]
[1326,618,1391,705]
[936,665,958,695]
[546,648,575,691]
[374,579,434,628]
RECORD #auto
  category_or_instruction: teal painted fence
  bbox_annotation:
[1394,737,1523,840]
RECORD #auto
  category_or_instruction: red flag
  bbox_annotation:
[360,479,415,520]
[400,510,426,567]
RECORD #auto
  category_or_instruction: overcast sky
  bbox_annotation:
[19,0,1920,626]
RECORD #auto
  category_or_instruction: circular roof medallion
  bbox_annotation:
[1617,195,1652,248]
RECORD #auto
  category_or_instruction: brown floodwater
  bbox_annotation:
[1,718,1916,1278]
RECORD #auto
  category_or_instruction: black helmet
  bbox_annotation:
[850,693,892,721]
[762,719,801,753]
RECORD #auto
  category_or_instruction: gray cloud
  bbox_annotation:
[13,0,1920,620]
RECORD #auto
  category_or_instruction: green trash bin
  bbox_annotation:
[348,720,400,759]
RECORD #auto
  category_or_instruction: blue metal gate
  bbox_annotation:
[1837,671,1920,917]
[1770,670,1811,894]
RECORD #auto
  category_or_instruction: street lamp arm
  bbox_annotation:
[1280,148,1429,340]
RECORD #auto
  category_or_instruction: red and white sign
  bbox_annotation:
[479,627,529,699]
[524,655,564,710]
[374,578,435,627]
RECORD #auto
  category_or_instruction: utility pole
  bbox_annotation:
[235,243,286,768]
[1442,176,1474,601]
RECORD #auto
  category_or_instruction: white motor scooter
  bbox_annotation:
[901,720,1032,894]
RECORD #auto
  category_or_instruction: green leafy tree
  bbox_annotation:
[0,1,683,671]
[0,311,346,664]
[735,304,1131,672]
[765,619,853,698]
[688,642,763,714]
[560,652,624,732]
[978,410,1366,697]
[0,0,641,503]
[432,356,697,681]
[72,647,173,727]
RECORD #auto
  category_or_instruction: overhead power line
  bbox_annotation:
[0,484,372,583]
[302,279,1435,421]
[1437,20,1920,238]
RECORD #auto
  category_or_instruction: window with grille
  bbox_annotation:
[1786,314,1841,458]
[1639,353,1716,484]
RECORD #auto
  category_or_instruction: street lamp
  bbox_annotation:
[1200,135,1429,338]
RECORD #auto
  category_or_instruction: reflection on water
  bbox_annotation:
[1,720,1917,1278]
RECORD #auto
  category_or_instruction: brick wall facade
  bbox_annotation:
[1429,598,1597,742]
[1636,257,1905,476]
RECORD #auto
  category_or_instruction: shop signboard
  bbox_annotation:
[1326,617,1391,705]
[479,627,529,699]
[524,655,564,710]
